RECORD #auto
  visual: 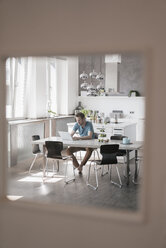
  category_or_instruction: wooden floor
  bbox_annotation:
[7,156,142,211]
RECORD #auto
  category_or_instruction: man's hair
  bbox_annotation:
[75,112,85,119]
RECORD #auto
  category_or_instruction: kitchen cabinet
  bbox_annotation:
[136,119,145,141]
[8,116,75,167]
[67,122,136,142]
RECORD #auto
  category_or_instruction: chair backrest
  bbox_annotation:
[110,135,127,140]
[32,135,41,154]
[100,144,119,164]
[94,132,99,139]
[45,141,63,159]
[110,135,127,155]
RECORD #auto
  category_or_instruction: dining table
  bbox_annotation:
[32,136,143,185]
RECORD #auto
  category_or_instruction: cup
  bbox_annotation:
[122,137,128,144]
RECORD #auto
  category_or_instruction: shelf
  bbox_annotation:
[78,96,145,100]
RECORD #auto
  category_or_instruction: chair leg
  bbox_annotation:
[52,160,59,174]
[101,164,109,176]
[96,149,100,160]
[57,160,59,172]
[123,162,131,178]
[132,156,142,184]
[91,149,100,160]
[64,159,75,184]
[110,164,123,188]
[86,162,99,190]
[45,159,60,176]
[29,154,38,174]
[45,158,49,176]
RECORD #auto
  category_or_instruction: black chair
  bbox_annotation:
[110,135,129,177]
[110,135,127,155]
[45,141,75,184]
[75,133,100,161]
[86,144,123,190]
[29,135,43,174]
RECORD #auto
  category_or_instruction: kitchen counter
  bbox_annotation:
[7,115,74,125]
[67,121,136,139]
[67,121,136,129]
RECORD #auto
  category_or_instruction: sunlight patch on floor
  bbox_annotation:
[18,172,64,183]
[7,195,23,201]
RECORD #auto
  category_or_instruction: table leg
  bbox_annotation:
[43,145,46,178]
[126,150,130,185]
[132,150,139,184]
[135,150,138,179]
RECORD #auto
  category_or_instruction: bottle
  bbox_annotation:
[74,101,83,115]
[115,114,118,124]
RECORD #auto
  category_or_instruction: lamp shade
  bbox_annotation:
[81,82,88,90]
[80,71,88,80]
[96,72,104,81]
[89,69,98,79]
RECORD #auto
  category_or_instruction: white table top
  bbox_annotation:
[32,136,143,150]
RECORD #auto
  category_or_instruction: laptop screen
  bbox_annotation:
[59,131,73,141]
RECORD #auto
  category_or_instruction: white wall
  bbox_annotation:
[79,96,145,119]
[79,96,145,141]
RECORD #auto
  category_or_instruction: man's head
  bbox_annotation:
[75,112,85,126]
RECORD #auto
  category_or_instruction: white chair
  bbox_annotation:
[45,141,75,184]
[29,135,43,174]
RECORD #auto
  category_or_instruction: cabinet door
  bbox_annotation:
[113,127,124,136]
[137,120,145,141]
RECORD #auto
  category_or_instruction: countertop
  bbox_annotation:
[8,115,74,125]
[67,121,137,128]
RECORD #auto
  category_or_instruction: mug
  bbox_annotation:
[122,137,130,144]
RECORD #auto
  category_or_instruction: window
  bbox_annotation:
[6,57,58,119]
[47,58,57,114]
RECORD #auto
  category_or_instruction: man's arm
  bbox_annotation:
[70,123,78,138]
[70,130,76,137]
[73,131,93,140]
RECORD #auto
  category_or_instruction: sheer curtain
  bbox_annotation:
[6,57,59,119]
[5,56,73,119]
[46,57,58,116]
[6,57,20,118]
[24,57,37,118]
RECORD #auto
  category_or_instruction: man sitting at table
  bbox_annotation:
[66,112,95,174]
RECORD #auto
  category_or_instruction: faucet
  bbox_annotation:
[115,114,118,124]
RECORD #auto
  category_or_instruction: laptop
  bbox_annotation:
[59,131,73,141]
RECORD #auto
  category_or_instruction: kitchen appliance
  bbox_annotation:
[110,110,123,123]
[110,110,123,118]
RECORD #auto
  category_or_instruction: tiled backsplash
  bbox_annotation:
[78,96,145,120]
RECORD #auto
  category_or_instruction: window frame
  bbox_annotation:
[0,52,148,224]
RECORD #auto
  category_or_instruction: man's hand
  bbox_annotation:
[72,136,80,141]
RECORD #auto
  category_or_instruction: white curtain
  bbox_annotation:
[6,57,19,118]
[6,56,66,119]
[6,57,37,118]
[24,57,37,118]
